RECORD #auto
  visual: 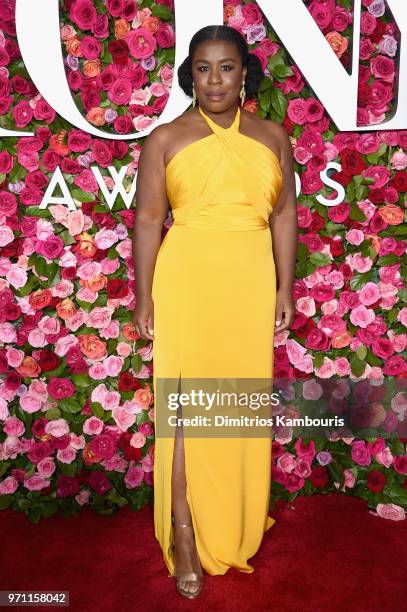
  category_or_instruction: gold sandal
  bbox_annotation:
[171,515,204,599]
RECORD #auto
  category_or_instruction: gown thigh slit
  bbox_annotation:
[151,104,283,577]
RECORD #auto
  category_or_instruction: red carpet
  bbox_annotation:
[1,493,406,611]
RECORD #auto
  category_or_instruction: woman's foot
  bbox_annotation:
[172,517,203,598]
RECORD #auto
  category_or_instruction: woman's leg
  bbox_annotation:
[171,408,203,594]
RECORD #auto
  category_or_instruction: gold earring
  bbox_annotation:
[192,83,197,107]
[239,81,246,107]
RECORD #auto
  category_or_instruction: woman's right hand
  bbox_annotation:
[133,296,154,341]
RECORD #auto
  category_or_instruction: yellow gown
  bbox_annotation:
[151,104,283,576]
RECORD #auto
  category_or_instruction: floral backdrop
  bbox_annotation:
[0,0,406,523]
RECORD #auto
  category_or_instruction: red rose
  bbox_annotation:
[330,239,344,257]
[38,350,61,372]
[88,470,112,494]
[4,371,22,391]
[341,149,366,175]
[369,188,385,204]
[107,279,129,299]
[309,466,328,488]
[390,171,407,192]
[118,371,141,392]
[367,469,386,493]
[108,40,129,65]
[56,474,80,498]
[331,169,352,186]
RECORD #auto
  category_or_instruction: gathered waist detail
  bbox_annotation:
[172,201,270,232]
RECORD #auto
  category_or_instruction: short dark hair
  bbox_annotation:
[177,25,265,100]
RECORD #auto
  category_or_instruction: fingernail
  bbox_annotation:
[276,321,280,325]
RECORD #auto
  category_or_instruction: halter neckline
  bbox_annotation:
[198,105,240,132]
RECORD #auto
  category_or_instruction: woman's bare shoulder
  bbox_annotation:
[145,109,198,149]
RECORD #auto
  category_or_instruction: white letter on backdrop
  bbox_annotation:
[39,167,76,210]
[15,0,407,136]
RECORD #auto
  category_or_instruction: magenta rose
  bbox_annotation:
[36,235,65,260]
[370,56,395,83]
[90,434,117,460]
[156,23,175,48]
[92,140,113,168]
[80,35,102,60]
[67,129,92,153]
[108,78,133,105]
[393,456,407,475]
[56,474,80,498]
[126,28,157,59]
[47,378,76,400]
[88,470,112,494]
[300,170,323,194]
[33,99,56,124]
[27,441,53,464]
[12,100,33,128]
[69,0,97,30]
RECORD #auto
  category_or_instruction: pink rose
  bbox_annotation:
[351,440,371,466]
[112,406,136,431]
[57,446,77,464]
[350,305,375,328]
[375,503,405,521]
[37,457,56,478]
[124,465,144,489]
[359,282,381,306]
[0,476,18,495]
[24,474,50,491]
[45,418,70,438]
[83,416,104,436]
[3,416,25,437]
[104,355,123,377]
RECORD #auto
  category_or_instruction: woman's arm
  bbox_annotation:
[269,125,298,334]
[132,126,170,340]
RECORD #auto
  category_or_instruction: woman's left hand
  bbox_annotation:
[274,288,295,333]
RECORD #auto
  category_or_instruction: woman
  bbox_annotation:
[133,25,297,599]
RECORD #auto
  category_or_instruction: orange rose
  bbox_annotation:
[50,131,70,156]
[224,6,236,19]
[134,387,154,410]
[370,403,386,427]
[243,99,258,113]
[332,331,352,348]
[143,16,160,34]
[86,108,106,127]
[122,322,139,341]
[29,289,53,310]
[83,59,101,78]
[115,18,130,39]
[82,274,107,293]
[378,204,404,225]
[78,334,107,360]
[365,234,381,253]
[325,31,348,58]
[75,232,98,258]
[16,356,41,378]
[66,37,83,57]
[56,298,76,320]
[82,443,101,466]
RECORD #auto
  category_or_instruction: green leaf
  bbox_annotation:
[71,374,91,388]
[296,242,309,260]
[309,252,331,267]
[349,200,368,222]
[295,259,316,278]
[366,349,382,367]
[272,64,294,79]
[45,407,62,420]
[151,4,172,19]
[59,398,83,414]
[349,271,372,291]
[71,189,96,203]
[377,254,400,266]
[270,89,287,120]
[350,353,366,377]
[356,344,367,360]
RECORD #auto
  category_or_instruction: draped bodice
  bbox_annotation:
[165,104,283,231]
